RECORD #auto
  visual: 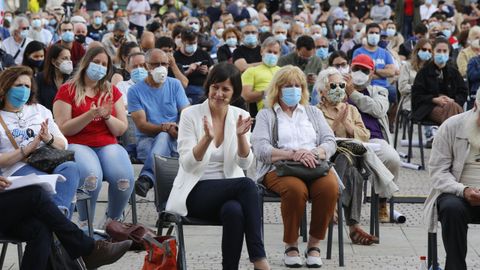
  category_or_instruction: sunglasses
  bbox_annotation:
[351,66,370,75]
[420,48,432,53]
[330,82,346,89]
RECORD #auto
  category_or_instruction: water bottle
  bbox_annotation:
[419,256,427,270]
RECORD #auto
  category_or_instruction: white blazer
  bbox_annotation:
[165,100,254,216]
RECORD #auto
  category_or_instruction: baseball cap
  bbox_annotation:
[351,54,374,70]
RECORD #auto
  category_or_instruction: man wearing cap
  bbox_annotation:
[346,54,401,223]
[424,93,480,270]
[56,21,86,67]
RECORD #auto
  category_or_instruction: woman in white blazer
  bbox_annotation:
[165,63,270,270]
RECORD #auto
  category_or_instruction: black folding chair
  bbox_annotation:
[0,236,23,268]
[153,155,223,270]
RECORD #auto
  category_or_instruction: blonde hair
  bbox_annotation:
[68,47,113,106]
[265,65,310,108]
[468,26,480,41]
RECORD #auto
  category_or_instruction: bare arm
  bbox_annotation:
[271,148,294,162]
[103,99,129,137]
[130,110,173,137]
[111,73,124,86]
[374,64,396,78]
[53,100,96,136]
[234,58,261,72]
[241,85,264,103]
[171,64,189,89]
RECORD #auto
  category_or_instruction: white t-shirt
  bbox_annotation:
[199,143,226,181]
[0,37,32,65]
[420,4,437,20]
[127,0,151,27]
[117,79,135,106]
[0,104,68,176]
[28,29,53,46]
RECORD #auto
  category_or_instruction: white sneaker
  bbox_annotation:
[284,247,303,268]
[305,247,323,268]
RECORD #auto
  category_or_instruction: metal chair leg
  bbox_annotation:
[259,190,265,243]
[301,208,307,243]
[84,197,93,238]
[16,243,22,266]
[418,122,425,170]
[427,232,439,270]
[337,195,344,267]
[407,119,414,163]
[130,192,137,224]
[393,109,402,149]
[0,243,7,267]
[326,221,333,260]
[175,222,187,270]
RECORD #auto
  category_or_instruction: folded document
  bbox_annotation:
[3,173,65,194]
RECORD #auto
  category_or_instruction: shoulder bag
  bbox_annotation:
[271,108,333,183]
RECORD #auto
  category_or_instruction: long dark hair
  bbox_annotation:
[43,44,69,85]
[22,41,46,71]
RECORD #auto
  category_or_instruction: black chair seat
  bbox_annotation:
[160,211,222,226]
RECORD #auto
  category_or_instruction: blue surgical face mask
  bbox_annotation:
[244,34,257,46]
[185,43,197,54]
[260,26,270,33]
[333,24,343,32]
[367,33,380,46]
[226,37,237,47]
[378,40,389,49]
[434,53,449,66]
[86,62,107,81]
[251,19,259,26]
[442,29,452,39]
[50,19,57,26]
[7,85,31,109]
[316,47,329,59]
[417,50,432,61]
[281,87,302,107]
[107,23,115,32]
[94,17,103,25]
[20,30,29,39]
[32,19,42,28]
[239,21,247,28]
[62,31,75,43]
[386,28,396,37]
[131,67,148,83]
[275,34,287,43]
[321,27,328,37]
[263,53,278,67]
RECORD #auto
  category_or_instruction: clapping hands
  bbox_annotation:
[236,115,253,136]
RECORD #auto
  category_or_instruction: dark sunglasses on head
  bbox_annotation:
[330,82,346,89]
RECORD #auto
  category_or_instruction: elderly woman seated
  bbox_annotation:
[251,65,338,268]
[314,67,378,245]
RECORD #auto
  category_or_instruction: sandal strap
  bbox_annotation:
[284,246,300,254]
[306,247,321,254]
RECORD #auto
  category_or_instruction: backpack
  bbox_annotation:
[46,233,87,270]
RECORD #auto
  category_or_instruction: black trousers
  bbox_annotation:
[437,193,480,270]
[186,178,266,270]
[0,186,94,270]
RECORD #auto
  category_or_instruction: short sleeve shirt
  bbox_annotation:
[127,78,190,139]
[232,45,262,64]
[353,47,394,88]
[127,0,150,27]
[241,64,281,110]
[54,83,122,147]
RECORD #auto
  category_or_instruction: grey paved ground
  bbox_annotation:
[3,139,480,269]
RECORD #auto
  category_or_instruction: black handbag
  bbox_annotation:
[0,115,75,173]
[271,108,333,182]
[27,146,75,173]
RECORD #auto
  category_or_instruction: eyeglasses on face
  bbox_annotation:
[329,82,346,89]
[333,62,348,69]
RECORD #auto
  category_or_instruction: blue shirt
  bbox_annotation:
[127,78,190,139]
[353,46,393,88]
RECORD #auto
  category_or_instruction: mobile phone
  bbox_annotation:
[200,60,209,66]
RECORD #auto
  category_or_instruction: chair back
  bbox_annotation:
[153,154,180,211]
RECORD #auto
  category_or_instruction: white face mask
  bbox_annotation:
[59,60,73,75]
[338,66,350,75]
[351,70,370,86]
[471,38,480,49]
[151,66,168,84]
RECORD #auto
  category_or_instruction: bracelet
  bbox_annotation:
[46,133,54,146]
[20,146,26,157]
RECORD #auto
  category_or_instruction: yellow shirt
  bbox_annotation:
[241,64,281,111]
[318,102,371,142]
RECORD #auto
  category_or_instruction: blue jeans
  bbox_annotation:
[12,161,80,219]
[185,85,205,105]
[68,144,134,222]
[137,132,178,183]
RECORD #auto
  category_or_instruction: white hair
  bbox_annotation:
[309,25,321,34]
[314,67,343,94]
[273,22,286,33]
[314,35,328,43]
[476,92,480,107]
[10,16,29,32]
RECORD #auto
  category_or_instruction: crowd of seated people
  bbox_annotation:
[1,0,480,269]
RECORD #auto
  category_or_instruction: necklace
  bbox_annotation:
[16,110,26,128]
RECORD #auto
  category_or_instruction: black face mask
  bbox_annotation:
[75,34,86,44]
[28,58,44,68]
[114,35,125,42]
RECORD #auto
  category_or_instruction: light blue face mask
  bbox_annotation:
[260,26,270,33]
[50,19,57,26]
[367,33,380,46]
[251,19,259,26]
[417,50,432,61]
[239,21,247,28]
[131,67,148,83]
[275,34,287,43]
[442,29,452,38]
[62,31,75,43]
[321,27,328,37]
[386,28,396,37]
[7,85,31,109]
[20,30,29,39]
[281,87,302,107]
[86,62,107,81]
[226,37,237,47]
[316,47,329,59]
[263,53,278,67]
[94,17,103,25]
[32,19,42,28]
[434,53,449,66]
[185,44,197,54]
[333,24,343,32]
[244,34,257,46]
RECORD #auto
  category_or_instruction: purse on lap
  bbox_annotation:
[271,108,333,182]
[0,115,75,173]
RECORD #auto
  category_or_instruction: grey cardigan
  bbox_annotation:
[251,104,337,182]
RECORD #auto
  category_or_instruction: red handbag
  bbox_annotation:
[142,234,177,270]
